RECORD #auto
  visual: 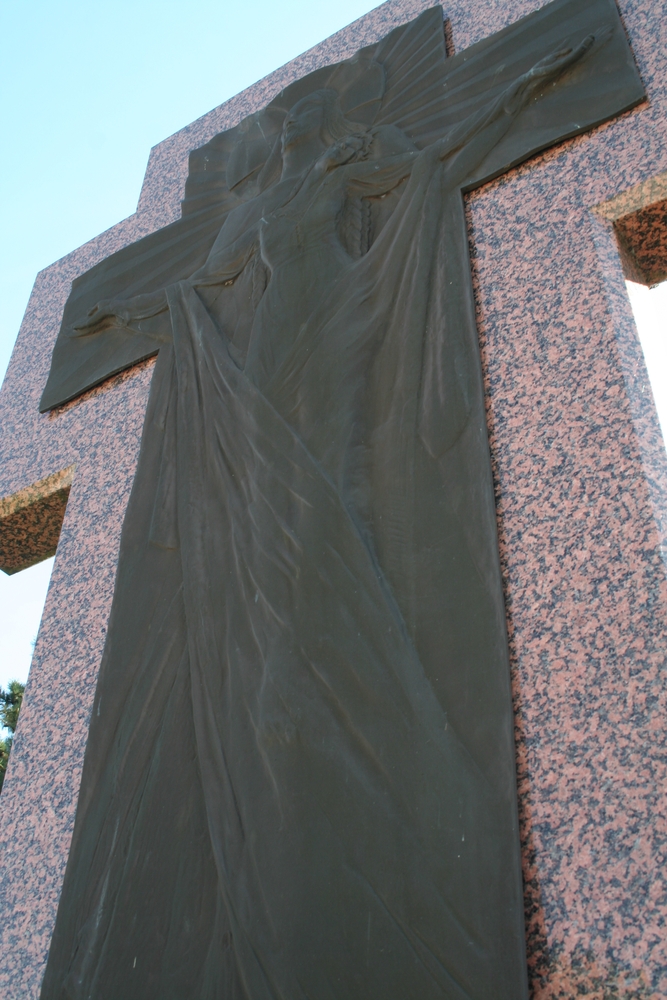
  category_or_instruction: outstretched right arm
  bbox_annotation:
[71,288,169,336]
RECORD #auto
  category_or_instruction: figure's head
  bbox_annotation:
[282,88,366,150]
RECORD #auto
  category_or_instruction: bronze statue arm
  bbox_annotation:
[312,144,419,202]
[72,223,259,334]
[340,150,419,195]
[436,33,597,189]
[189,224,259,288]
[315,35,595,202]
[72,288,169,336]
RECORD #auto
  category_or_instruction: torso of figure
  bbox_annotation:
[258,167,351,273]
[247,166,353,384]
[205,124,417,280]
[198,166,353,381]
[200,125,418,383]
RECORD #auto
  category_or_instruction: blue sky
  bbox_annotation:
[1,0,666,693]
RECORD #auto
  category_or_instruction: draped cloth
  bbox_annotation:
[41,146,527,1000]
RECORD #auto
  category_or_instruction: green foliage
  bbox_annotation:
[1,680,24,733]
[0,681,25,793]
[0,734,13,793]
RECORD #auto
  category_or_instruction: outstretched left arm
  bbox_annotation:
[435,34,597,189]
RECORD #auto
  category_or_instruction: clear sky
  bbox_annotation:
[0,0,666,695]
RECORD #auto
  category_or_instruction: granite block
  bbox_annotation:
[615,199,667,286]
[0,0,666,996]
[0,467,74,574]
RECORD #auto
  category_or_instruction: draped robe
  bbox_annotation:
[37,3,644,998]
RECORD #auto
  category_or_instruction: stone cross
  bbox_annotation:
[1,0,666,997]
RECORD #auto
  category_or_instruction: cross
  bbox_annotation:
[1,0,664,996]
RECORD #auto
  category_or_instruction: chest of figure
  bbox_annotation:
[259,177,347,267]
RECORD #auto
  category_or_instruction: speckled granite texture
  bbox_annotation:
[615,198,667,286]
[596,169,667,286]
[0,0,666,997]
[0,466,74,574]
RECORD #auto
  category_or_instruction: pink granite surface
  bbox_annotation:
[459,1,667,993]
[615,198,667,285]
[0,0,666,997]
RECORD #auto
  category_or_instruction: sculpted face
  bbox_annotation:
[282,95,326,150]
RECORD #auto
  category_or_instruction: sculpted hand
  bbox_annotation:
[503,32,600,114]
[526,34,596,80]
[317,134,370,172]
[71,289,168,336]
[72,299,132,335]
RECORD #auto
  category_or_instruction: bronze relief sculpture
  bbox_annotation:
[39,3,643,997]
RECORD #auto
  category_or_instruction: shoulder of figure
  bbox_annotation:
[368,124,419,158]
